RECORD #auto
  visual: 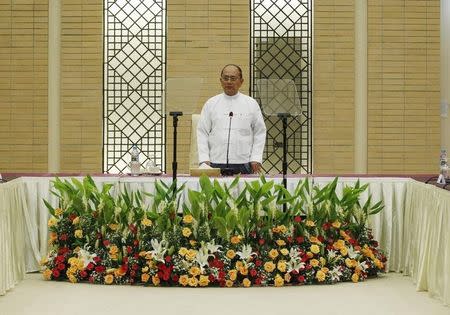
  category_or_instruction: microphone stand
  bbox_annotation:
[277,113,291,212]
[169,111,183,195]
[222,111,234,176]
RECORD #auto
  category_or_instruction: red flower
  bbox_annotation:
[132,263,139,271]
[258,239,265,246]
[93,256,101,264]
[80,270,88,278]
[133,239,139,246]
[86,262,94,271]
[322,222,331,230]
[294,216,302,223]
[126,246,133,254]
[52,269,60,278]
[255,259,262,267]
[164,255,172,263]
[317,235,325,243]
[130,270,136,278]
[89,276,94,283]
[218,271,226,281]
[297,275,305,283]
[95,265,106,273]
[287,236,293,243]
[254,278,262,285]
[250,231,257,238]
[68,214,77,222]
[250,269,258,277]
[172,274,179,283]
[296,236,304,244]
[59,234,68,241]
[56,255,65,263]
[122,257,129,264]
[103,240,110,247]
[208,274,215,282]
[158,264,173,281]
[57,263,65,271]
[129,224,137,234]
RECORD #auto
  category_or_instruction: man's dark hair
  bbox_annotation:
[221,64,243,78]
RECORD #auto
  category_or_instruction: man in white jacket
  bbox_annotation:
[197,64,267,174]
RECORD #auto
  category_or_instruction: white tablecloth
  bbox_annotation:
[0,175,448,305]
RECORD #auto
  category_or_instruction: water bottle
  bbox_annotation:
[130,145,140,175]
[440,149,448,179]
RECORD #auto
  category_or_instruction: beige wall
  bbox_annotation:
[0,0,442,175]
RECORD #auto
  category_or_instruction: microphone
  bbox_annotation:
[222,111,234,176]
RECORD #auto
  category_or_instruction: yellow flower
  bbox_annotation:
[340,246,348,257]
[268,249,279,260]
[351,273,359,283]
[189,240,197,247]
[76,260,84,270]
[68,266,77,275]
[68,274,78,283]
[68,257,78,266]
[152,275,160,286]
[230,235,242,244]
[264,261,276,273]
[340,230,351,241]
[104,274,114,284]
[72,216,80,225]
[239,266,248,276]
[321,267,329,274]
[199,275,210,287]
[276,239,286,246]
[108,224,118,231]
[55,208,63,216]
[310,244,320,254]
[188,277,198,287]
[332,220,341,228]
[141,273,150,283]
[333,239,346,250]
[189,266,201,276]
[272,226,280,234]
[242,278,251,287]
[306,251,313,258]
[225,280,234,287]
[74,229,83,238]
[182,227,192,237]
[319,257,326,266]
[278,225,288,233]
[109,245,119,255]
[305,220,315,227]
[48,217,58,227]
[235,261,243,269]
[141,218,152,227]
[178,247,188,256]
[185,249,197,261]
[178,275,189,286]
[274,275,284,287]
[374,258,384,269]
[316,270,326,282]
[310,259,319,267]
[226,250,236,260]
[309,236,320,244]
[183,214,193,224]
[277,260,287,273]
[345,258,357,268]
[279,248,289,256]
[43,269,52,280]
[284,272,291,283]
[141,266,149,273]
[228,269,238,281]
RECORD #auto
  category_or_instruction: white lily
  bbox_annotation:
[150,238,167,263]
[329,266,343,282]
[327,249,337,260]
[289,247,301,260]
[195,248,211,274]
[205,240,222,254]
[357,261,369,272]
[236,244,257,261]
[78,248,97,268]
[347,246,359,259]
[287,259,305,273]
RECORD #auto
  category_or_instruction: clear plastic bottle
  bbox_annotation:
[440,149,448,180]
[130,145,140,175]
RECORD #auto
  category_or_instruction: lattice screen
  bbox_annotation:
[103,0,166,173]
[251,0,312,174]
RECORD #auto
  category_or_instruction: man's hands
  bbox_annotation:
[250,161,262,174]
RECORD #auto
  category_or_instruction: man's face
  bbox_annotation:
[220,66,243,96]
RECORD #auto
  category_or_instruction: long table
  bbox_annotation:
[0,175,449,305]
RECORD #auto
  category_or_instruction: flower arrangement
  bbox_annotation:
[41,175,386,287]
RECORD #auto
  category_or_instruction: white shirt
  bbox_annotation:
[197,92,266,164]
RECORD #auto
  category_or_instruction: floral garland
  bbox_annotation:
[41,176,387,287]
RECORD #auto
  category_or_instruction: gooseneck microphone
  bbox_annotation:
[225,111,233,168]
